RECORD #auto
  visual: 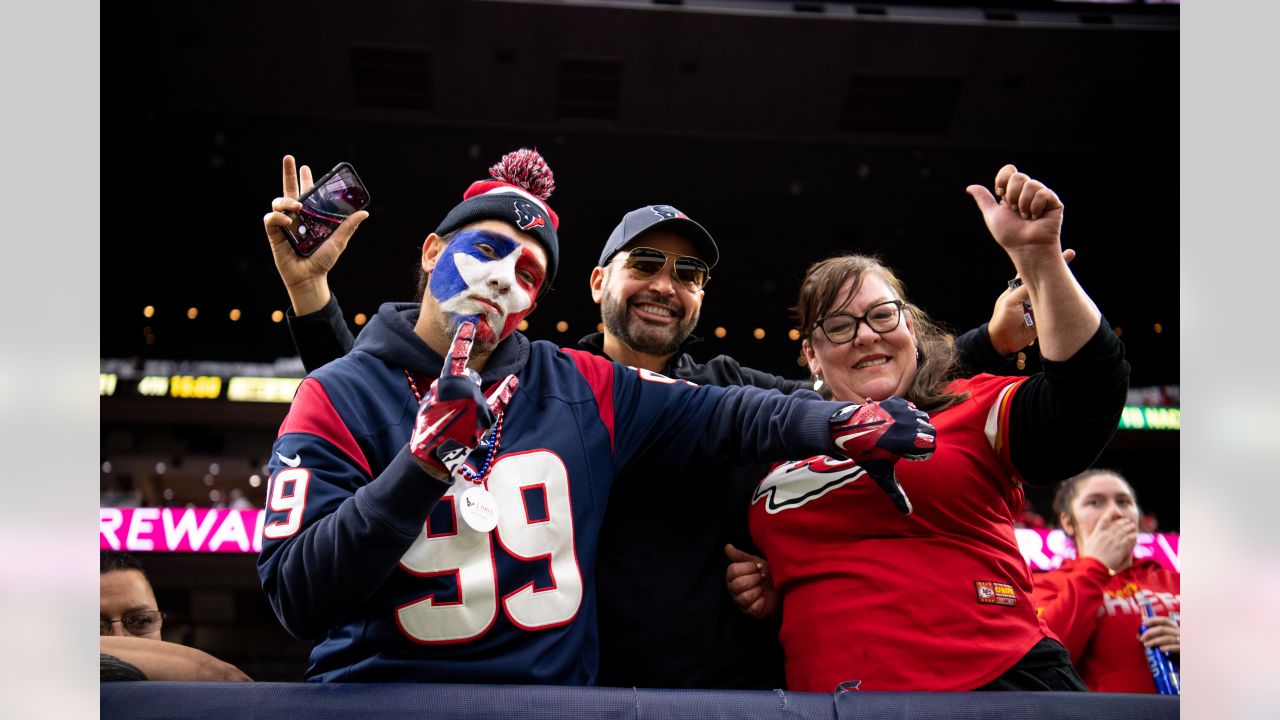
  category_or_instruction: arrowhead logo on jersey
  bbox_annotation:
[513,200,546,231]
[752,455,867,513]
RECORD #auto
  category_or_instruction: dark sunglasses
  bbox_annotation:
[621,247,711,290]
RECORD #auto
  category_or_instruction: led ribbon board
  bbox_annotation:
[1119,405,1180,431]
[98,507,1180,572]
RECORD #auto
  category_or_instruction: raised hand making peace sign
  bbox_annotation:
[263,155,370,315]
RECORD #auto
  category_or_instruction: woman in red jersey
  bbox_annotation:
[728,165,1128,691]
[1033,470,1180,692]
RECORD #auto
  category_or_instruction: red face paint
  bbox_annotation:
[497,246,544,339]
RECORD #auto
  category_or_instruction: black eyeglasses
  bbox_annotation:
[812,300,905,344]
[101,610,166,637]
[621,247,711,290]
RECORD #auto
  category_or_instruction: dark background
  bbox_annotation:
[100,0,1178,680]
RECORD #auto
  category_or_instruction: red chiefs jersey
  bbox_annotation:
[1033,557,1180,692]
[749,374,1058,691]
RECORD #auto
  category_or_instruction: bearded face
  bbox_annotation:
[600,281,700,357]
[595,232,706,358]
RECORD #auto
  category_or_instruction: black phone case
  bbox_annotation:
[283,162,370,257]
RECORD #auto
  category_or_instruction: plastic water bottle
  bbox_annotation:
[1139,595,1180,695]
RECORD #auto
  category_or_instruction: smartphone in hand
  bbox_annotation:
[283,162,371,256]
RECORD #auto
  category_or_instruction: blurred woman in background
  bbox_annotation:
[1033,469,1180,692]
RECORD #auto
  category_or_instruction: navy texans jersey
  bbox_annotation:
[257,302,842,683]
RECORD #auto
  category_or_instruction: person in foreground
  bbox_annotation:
[256,148,936,683]
[1033,469,1180,692]
[271,194,1044,691]
[100,551,251,682]
[728,165,1130,691]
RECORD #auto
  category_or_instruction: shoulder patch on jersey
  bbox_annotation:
[561,348,615,450]
[279,377,373,478]
[974,580,1017,607]
[752,455,865,513]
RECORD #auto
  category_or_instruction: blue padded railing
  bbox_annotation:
[101,681,1179,719]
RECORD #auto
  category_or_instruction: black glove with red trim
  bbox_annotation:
[828,397,936,515]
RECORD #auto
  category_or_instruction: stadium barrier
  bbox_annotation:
[102,681,1179,719]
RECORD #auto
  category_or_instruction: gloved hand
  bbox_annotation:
[828,397,936,515]
[409,320,518,480]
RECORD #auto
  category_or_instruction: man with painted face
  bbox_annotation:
[272,167,1045,688]
[257,148,937,684]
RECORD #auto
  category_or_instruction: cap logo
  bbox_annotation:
[650,205,686,220]
[513,200,546,231]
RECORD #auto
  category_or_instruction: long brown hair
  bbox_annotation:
[793,253,966,413]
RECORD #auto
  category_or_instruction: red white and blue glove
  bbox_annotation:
[828,397,936,515]
[409,321,518,480]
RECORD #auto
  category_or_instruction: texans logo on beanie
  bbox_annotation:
[435,148,561,291]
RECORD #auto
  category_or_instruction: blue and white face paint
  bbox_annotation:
[430,228,545,344]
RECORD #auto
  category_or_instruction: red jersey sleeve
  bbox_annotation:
[1033,557,1113,661]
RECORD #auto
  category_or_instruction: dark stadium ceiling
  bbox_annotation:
[101,0,1178,386]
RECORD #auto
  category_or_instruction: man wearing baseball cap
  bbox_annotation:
[258,149,938,685]
[269,160,1036,688]
[581,205,801,688]
[578,201,1061,688]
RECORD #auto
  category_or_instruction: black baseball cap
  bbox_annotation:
[598,205,719,269]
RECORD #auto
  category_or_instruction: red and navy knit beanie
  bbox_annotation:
[435,148,561,288]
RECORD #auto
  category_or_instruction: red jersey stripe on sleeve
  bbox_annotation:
[278,377,373,478]
[562,349,616,451]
